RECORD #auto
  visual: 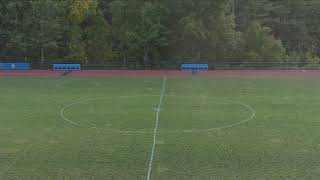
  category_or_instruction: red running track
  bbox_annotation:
[2,70,320,77]
[0,70,61,77]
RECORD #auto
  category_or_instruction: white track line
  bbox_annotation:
[146,76,167,180]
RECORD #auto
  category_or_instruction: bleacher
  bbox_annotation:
[181,64,209,71]
[53,64,81,71]
[0,63,31,70]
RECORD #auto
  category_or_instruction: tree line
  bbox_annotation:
[0,0,319,67]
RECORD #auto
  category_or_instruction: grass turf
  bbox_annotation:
[1,76,320,180]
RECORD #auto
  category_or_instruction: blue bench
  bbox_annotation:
[181,64,209,70]
[0,63,31,70]
[53,64,81,70]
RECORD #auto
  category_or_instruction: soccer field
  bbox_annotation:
[1,76,320,180]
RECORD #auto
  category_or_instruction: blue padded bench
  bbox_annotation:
[53,64,81,70]
[181,64,209,71]
[0,63,31,70]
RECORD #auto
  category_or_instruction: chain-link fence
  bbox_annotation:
[3,60,320,70]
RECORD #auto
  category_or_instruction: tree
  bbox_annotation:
[111,0,169,66]
[305,0,320,56]
[68,0,98,23]
[0,0,319,66]
[233,0,319,60]
[64,0,98,63]
[243,22,287,61]
[163,0,241,61]
[129,1,169,65]
[0,0,31,60]
[83,13,113,63]
[234,0,273,31]
[110,0,136,65]
[0,0,12,59]
[26,0,66,63]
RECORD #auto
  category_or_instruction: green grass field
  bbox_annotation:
[1,76,320,180]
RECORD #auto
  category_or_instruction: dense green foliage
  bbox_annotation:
[0,0,319,66]
[1,76,320,179]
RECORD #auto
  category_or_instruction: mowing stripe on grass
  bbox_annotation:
[0,143,33,177]
[146,76,167,180]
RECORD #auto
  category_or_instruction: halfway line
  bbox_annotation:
[146,76,167,180]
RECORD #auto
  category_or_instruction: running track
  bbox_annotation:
[2,70,320,77]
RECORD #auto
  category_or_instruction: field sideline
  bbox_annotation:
[1,73,320,179]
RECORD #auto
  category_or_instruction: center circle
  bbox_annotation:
[61,95,255,133]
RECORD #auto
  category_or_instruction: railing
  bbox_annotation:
[3,61,320,70]
[79,61,320,70]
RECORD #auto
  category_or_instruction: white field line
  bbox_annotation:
[59,95,160,134]
[146,76,167,180]
[162,95,256,133]
[166,101,255,133]
[60,94,256,134]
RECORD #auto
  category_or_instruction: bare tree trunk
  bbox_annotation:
[123,54,127,66]
[40,0,45,64]
[1,46,6,59]
[230,0,240,16]
[41,47,44,63]
[144,46,149,66]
